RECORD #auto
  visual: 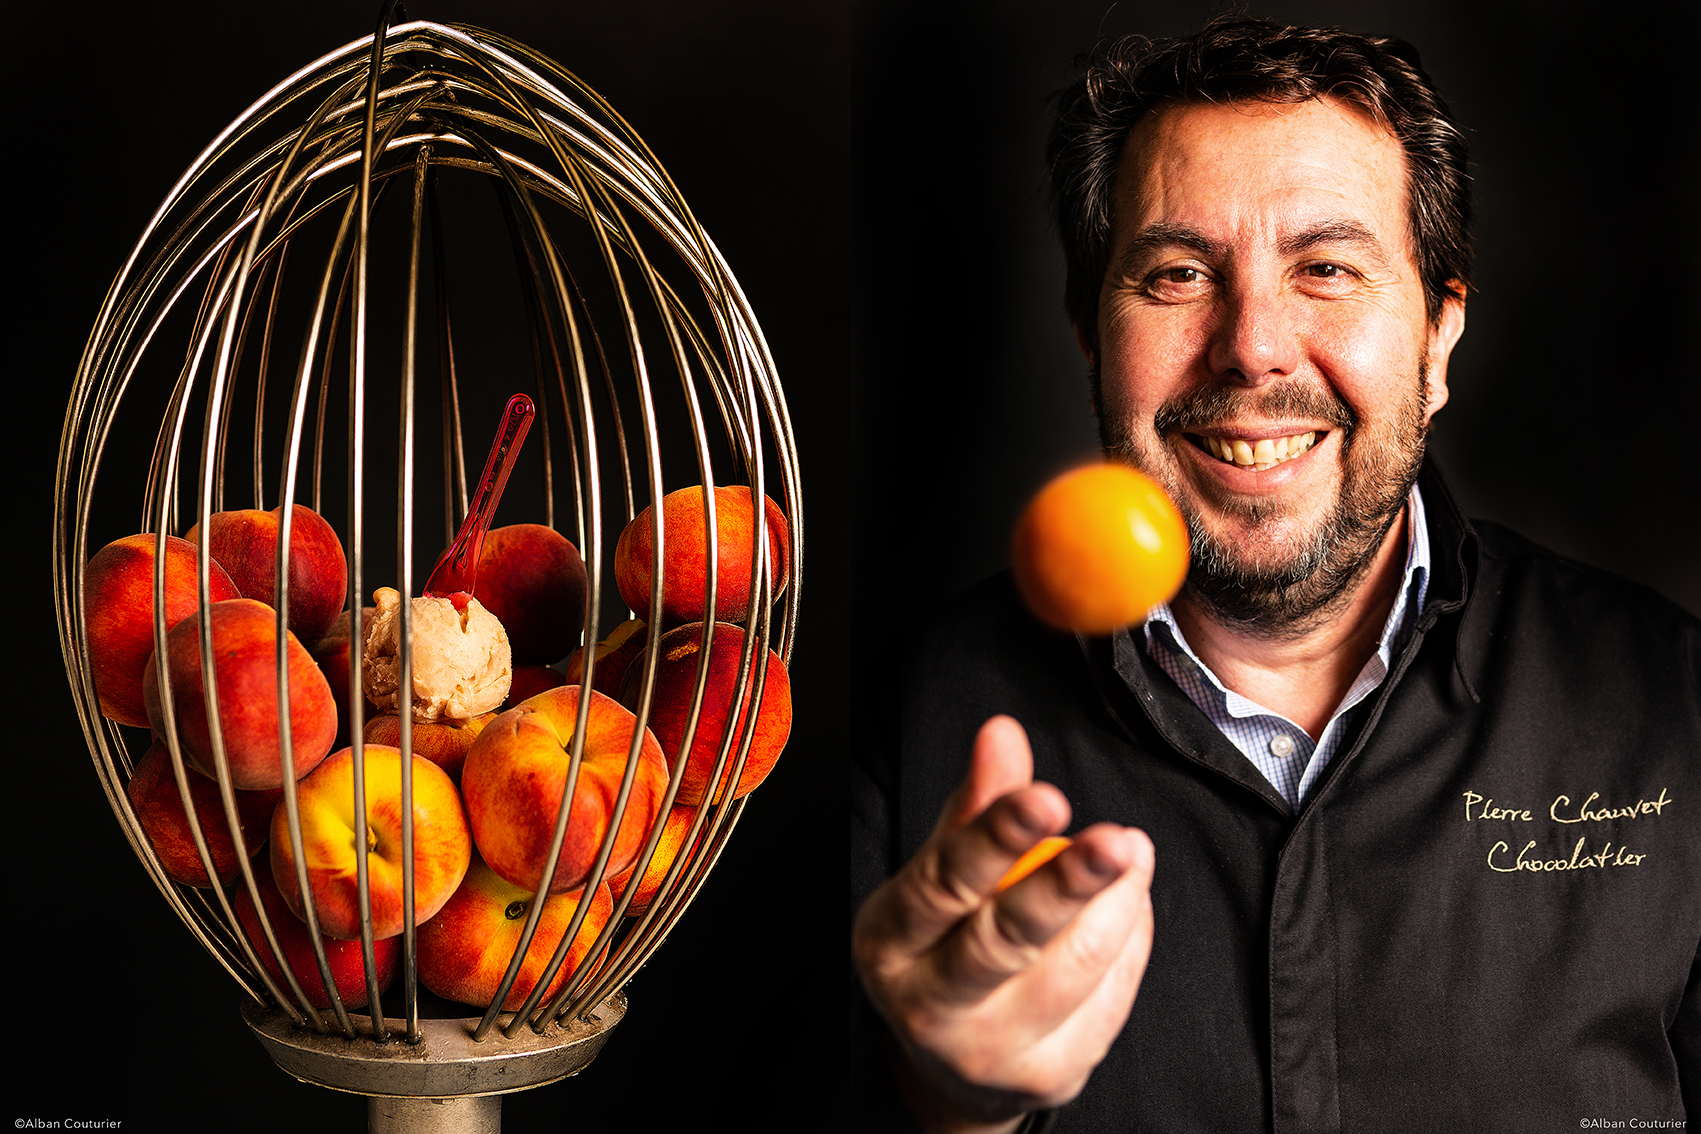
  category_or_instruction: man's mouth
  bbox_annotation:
[1188,430,1320,472]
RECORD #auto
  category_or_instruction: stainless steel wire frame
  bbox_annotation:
[53,10,801,1071]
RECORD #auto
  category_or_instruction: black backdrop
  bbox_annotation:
[13,1,1696,1130]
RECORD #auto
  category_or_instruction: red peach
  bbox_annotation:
[126,738,280,887]
[417,856,614,1012]
[561,618,648,699]
[505,664,567,710]
[362,710,496,783]
[622,621,790,806]
[187,504,348,647]
[143,598,337,790]
[608,804,698,916]
[461,685,668,895]
[236,867,399,1010]
[83,533,240,727]
[613,487,789,626]
[472,524,588,665]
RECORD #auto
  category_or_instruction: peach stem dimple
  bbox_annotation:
[424,393,535,598]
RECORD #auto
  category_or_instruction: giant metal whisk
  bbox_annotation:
[53,6,801,1130]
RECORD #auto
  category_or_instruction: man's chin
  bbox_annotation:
[1179,500,1403,638]
[1179,498,1326,561]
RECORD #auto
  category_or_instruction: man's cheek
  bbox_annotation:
[1304,313,1417,404]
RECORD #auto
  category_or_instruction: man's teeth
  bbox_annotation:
[1202,431,1317,471]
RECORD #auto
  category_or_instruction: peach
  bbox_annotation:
[126,738,280,887]
[311,607,376,751]
[417,855,614,1012]
[505,664,567,710]
[187,504,348,647]
[83,533,240,727]
[561,618,648,699]
[622,621,790,806]
[236,867,400,1010]
[613,486,789,625]
[608,804,698,916]
[143,598,337,790]
[269,744,472,941]
[362,710,496,783]
[472,524,588,664]
[461,685,668,895]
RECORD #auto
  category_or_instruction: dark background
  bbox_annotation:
[13,0,1696,1129]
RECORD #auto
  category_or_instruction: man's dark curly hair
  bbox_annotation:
[1049,16,1472,345]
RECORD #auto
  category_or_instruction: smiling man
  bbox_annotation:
[1092,93,1463,748]
[852,18,1700,1134]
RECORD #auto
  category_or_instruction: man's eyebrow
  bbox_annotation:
[1110,219,1391,277]
[1116,223,1222,266]
[1110,223,1223,278]
[1278,219,1387,259]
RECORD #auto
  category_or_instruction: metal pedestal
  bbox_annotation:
[242,992,626,1132]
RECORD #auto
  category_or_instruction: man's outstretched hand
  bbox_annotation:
[852,715,1155,1134]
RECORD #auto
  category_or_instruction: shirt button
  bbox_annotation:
[1269,734,1296,758]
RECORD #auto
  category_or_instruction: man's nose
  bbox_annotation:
[1206,286,1298,386]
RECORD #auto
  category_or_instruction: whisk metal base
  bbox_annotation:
[369,1095,501,1134]
[243,991,625,1105]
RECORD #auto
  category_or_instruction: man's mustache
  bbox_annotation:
[1152,382,1357,437]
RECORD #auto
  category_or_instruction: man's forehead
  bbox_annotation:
[1110,96,1410,247]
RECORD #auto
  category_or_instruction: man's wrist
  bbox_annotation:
[887,1032,1039,1134]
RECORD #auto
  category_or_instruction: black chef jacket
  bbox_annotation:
[850,463,1701,1133]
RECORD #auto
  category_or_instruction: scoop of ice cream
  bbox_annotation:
[362,587,512,722]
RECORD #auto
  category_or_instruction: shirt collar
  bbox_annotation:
[1143,481,1432,683]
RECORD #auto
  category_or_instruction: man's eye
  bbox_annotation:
[1150,267,1205,287]
[1304,263,1349,278]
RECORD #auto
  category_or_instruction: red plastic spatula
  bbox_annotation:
[423,393,535,602]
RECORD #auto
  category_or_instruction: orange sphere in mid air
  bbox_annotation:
[1010,462,1188,634]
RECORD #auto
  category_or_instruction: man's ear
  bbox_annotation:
[1075,324,1101,417]
[1074,324,1097,369]
[1423,286,1466,422]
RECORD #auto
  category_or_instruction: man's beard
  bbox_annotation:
[1101,364,1431,639]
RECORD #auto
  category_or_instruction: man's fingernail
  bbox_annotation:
[1132,831,1155,872]
[1010,803,1045,836]
[1080,842,1120,878]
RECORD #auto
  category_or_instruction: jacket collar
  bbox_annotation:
[1091,456,1484,814]
[1412,459,1483,702]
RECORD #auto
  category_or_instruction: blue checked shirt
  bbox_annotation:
[1141,485,1432,808]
